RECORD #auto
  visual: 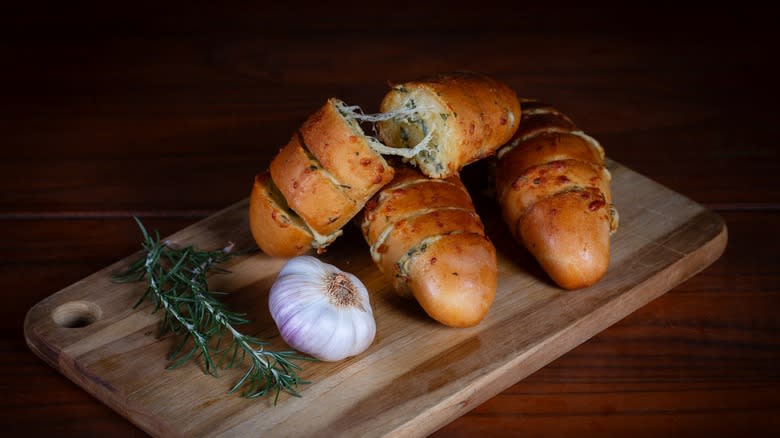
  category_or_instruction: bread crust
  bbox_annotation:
[361,165,497,327]
[269,133,357,237]
[496,101,617,289]
[378,208,485,289]
[300,98,394,203]
[405,233,497,328]
[378,72,521,178]
[517,189,611,289]
[361,169,473,244]
[509,101,577,142]
[500,160,611,237]
[250,98,402,256]
[248,172,313,258]
[495,132,605,198]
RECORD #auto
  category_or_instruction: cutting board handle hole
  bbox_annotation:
[52,301,102,328]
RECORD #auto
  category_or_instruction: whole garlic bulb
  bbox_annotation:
[268,256,376,362]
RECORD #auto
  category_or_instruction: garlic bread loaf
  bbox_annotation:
[377,72,521,179]
[249,98,394,257]
[495,100,619,289]
[361,166,497,327]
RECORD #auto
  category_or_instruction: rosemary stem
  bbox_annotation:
[112,217,312,402]
[187,281,272,370]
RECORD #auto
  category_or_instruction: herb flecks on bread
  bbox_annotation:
[361,166,497,327]
[495,99,619,289]
[250,99,395,257]
[378,72,521,179]
[248,72,521,258]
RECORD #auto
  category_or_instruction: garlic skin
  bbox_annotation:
[268,256,376,362]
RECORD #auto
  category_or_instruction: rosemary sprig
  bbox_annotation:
[112,217,312,402]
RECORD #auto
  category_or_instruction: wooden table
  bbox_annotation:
[4,4,779,437]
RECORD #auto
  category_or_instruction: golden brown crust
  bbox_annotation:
[510,101,577,141]
[495,132,604,198]
[299,98,395,203]
[425,72,521,161]
[517,189,611,289]
[361,165,497,327]
[269,133,357,237]
[405,233,497,328]
[378,72,521,178]
[377,208,485,279]
[361,170,473,244]
[248,172,313,258]
[499,160,611,237]
[250,98,400,256]
[496,102,617,289]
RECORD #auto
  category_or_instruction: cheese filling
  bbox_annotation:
[309,227,343,249]
[335,101,436,159]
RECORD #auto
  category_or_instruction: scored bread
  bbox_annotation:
[495,99,619,289]
[300,98,395,204]
[270,132,358,238]
[361,165,497,327]
[249,172,314,258]
[249,98,395,257]
[377,72,521,179]
[249,73,520,258]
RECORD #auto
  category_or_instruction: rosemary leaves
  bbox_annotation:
[112,217,312,402]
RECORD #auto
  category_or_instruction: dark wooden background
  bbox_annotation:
[3,2,779,436]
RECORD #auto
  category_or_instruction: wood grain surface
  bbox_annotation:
[22,160,726,437]
[4,2,779,437]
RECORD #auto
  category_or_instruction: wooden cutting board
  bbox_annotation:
[24,160,726,437]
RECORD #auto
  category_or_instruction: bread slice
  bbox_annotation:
[379,209,485,295]
[270,132,358,238]
[377,72,521,178]
[248,172,314,258]
[495,132,607,201]
[251,99,396,256]
[360,166,474,246]
[300,98,395,203]
[500,160,612,241]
